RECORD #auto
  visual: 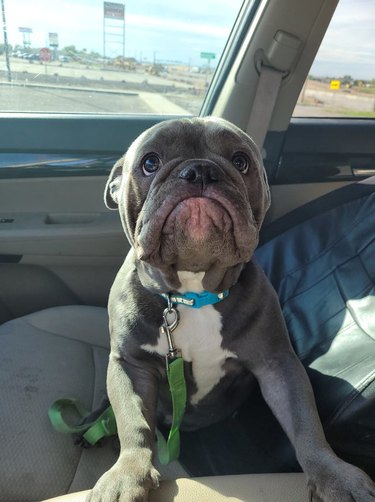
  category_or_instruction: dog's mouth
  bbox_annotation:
[162,197,232,242]
[135,186,258,270]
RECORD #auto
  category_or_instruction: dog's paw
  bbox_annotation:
[308,460,375,502]
[86,458,159,502]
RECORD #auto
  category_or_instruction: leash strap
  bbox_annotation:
[48,398,117,445]
[157,296,187,464]
[48,368,186,464]
[48,296,187,464]
[156,356,186,464]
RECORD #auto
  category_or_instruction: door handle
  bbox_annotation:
[352,167,375,177]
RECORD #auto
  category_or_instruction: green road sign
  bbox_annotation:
[200,52,216,60]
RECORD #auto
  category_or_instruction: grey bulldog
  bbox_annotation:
[88,117,375,502]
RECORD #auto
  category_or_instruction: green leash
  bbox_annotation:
[48,357,185,462]
[156,356,186,464]
[48,398,117,444]
[48,295,187,464]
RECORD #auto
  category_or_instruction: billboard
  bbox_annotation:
[104,2,125,19]
[49,33,59,47]
[19,27,32,33]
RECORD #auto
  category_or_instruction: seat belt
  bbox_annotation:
[246,65,284,150]
[246,30,302,150]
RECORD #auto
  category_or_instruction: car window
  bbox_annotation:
[0,0,244,115]
[293,0,375,118]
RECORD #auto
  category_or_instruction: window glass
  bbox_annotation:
[0,0,243,115]
[294,0,375,118]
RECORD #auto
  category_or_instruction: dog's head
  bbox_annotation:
[105,117,270,292]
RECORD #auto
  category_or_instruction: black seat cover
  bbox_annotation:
[179,178,375,478]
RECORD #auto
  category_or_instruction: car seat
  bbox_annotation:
[178,176,375,479]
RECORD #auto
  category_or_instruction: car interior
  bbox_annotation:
[1,0,374,501]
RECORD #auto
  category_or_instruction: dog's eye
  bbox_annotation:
[232,153,249,174]
[142,154,161,176]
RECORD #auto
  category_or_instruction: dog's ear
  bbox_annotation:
[251,165,271,230]
[104,157,124,210]
[260,167,271,222]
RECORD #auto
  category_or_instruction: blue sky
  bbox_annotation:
[4,0,375,78]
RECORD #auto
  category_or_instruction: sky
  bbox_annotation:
[3,0,375,79]
[4,0,243,66]
[309,0,375,80]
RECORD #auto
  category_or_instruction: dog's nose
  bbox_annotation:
[179,163,221,186]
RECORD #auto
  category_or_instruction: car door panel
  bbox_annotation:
[0,179,128,321]
[0,114,173,152]
[264,118,375,223]
[276,118,375,184]
[0,115,168,321]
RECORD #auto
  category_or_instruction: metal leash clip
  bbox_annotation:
[160,295,181,365]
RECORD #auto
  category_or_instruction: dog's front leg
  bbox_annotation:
[87,352,160,502]
[253,350,375,502]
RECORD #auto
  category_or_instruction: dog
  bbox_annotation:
[88,117,375,502]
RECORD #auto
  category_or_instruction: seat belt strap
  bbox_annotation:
[246,65,284,149]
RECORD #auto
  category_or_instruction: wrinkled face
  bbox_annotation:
[105,117,270,274]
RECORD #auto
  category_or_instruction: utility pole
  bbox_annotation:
[1,0,11,82]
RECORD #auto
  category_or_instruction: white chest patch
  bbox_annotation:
[141,271,237,405]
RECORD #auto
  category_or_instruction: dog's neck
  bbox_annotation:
[177,271,205,293]
[134,251,244,294]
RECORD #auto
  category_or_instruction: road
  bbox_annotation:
[0,82,194,114]
[2,56,374,117]
[0,84,153,113]
[1,56,198,89]
[0,56,203,114]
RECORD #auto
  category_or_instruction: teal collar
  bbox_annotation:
[160,290,229,309]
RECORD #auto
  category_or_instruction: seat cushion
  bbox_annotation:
[0,305,188,501]
[255,190,375,475]
[0,306,118,502]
